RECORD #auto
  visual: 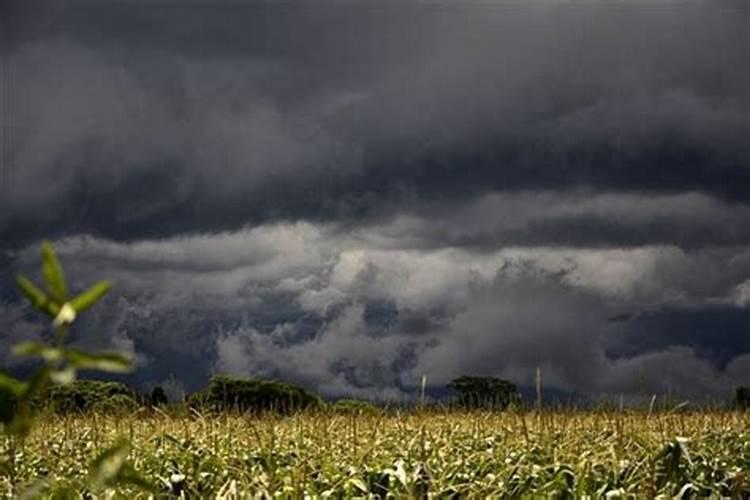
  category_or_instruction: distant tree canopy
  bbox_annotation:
[330,398,382,415]
[149,386,168,407]
[447,376,519,409]
[187,375,324,414]
[736,387,750,409]
[32,380,138,414]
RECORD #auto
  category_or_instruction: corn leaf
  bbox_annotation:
[67,349,132,373]
[87,439,131,491]
[0,371,26,396]
[16,275,59,317]
[41,241,68,303]
[13,341,63,363]
[70,280,112,314]
[15,275,47,309]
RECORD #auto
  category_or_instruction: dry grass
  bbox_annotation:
[2,408,750,498]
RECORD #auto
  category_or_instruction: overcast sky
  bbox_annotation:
[1,0,750,402]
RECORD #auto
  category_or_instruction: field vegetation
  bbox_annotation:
[1,406,749,498]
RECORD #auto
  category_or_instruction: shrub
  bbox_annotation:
[33,379,139,414]
[736,387,750,409]
[188,375,323,414]
[149,386,168,407]
[447,376,520,410]
[92,393,139,413]
[330,398,382,415]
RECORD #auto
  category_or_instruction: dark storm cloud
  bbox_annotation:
[2,1,749,248]
[607,305,750,369]
[4,228,750,399]
[2,1,750,401]
[361,191,750,250]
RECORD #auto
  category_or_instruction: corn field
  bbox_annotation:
[2,408,749,498]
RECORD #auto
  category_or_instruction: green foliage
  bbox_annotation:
[41,242,68,304]
[149,386,168,407]
[32,380,138,414]
[65,348,130,373]
[69,281,111,315]
[188,375,324,413]
[0,241,154,496]
[2,410,750,498]
[15,275,58,317]
[15,242,112,323]
[447,375,520,409]
[330,398,383,415]
[86,439,157,494]
[3,242,130,435]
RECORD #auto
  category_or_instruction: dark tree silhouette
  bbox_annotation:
[33,380,137,414]
[447,376,519,409]
[187,376,323,414]
[150,386,168,407]
[736,387,750,409]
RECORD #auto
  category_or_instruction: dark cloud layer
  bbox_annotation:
[3,1,750,246]
[2,1,750,402]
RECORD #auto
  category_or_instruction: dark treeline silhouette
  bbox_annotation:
[447,376,520,410]
[736,387,750,409]
[31,380,138,414]
[11,375,750,415]
[187,375,324,414]
[149,386,168,407]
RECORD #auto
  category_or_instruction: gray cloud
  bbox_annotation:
[358,191,750,250]
[0,302,46,369]
[5,224,750,400]
[2,1,750,402]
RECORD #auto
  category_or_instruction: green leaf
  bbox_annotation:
[13,341,63,363]
[0,371,26,396]
[67,349,132,373]
[87,439,131,491]
[348,477,369,493]
[118,464,160,494]
[15,275,47,308]
[41,241,68,303]
[16,275,59,318]
[70,280,112,313]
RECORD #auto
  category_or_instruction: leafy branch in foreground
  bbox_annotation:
[0,241,154,495]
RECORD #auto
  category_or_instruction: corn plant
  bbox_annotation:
[0,242,155,496]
